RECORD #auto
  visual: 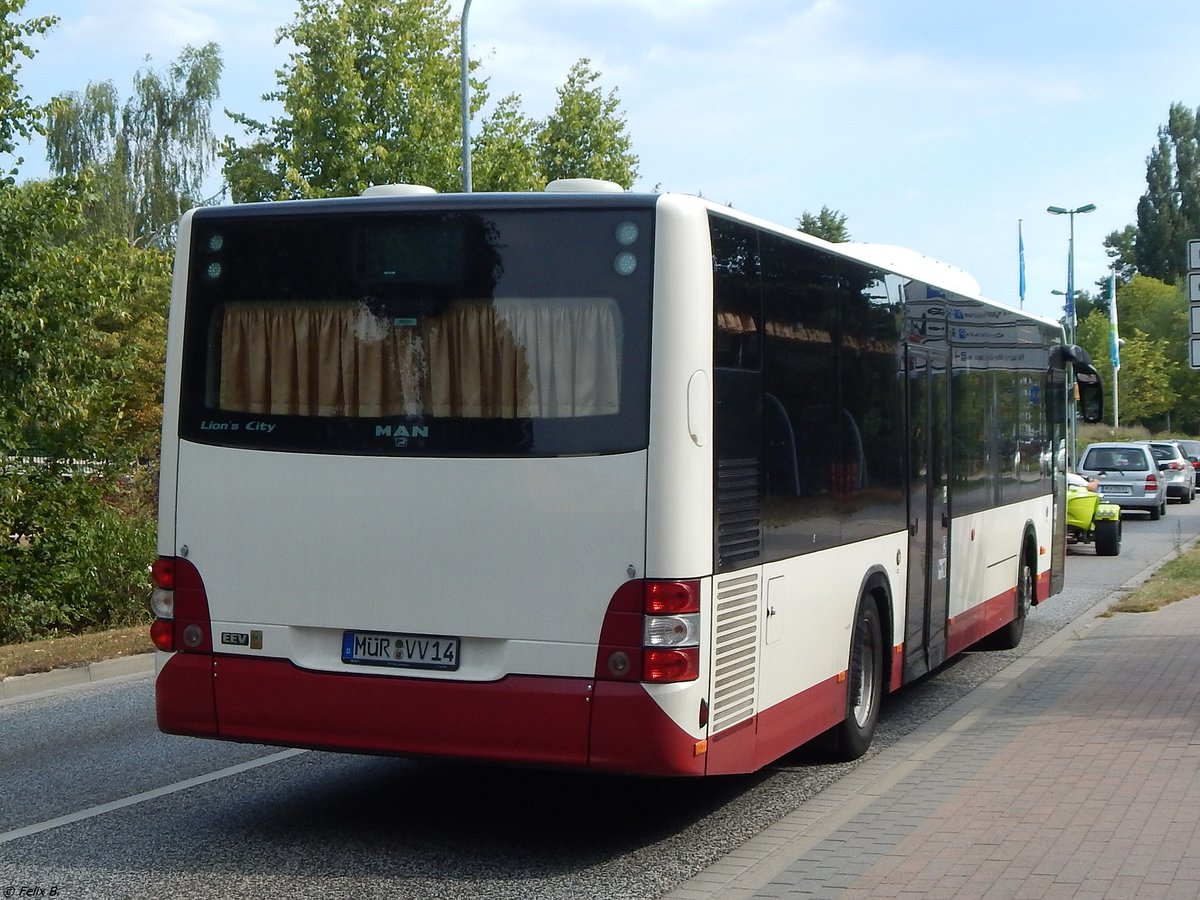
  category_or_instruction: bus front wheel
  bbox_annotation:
[987,551,1032,651]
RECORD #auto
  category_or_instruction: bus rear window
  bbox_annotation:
[178,207,653,456]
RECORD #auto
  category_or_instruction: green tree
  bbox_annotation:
[1116,273,1199,433]
[1117,273,1183,343]
[1077,310,1174,427]
[0,0,56,183]
[0,176,170,462]
[1077,274,1193,431]
[537,59,638,187]
[0,176,166,642]
[1126,103,1200,283]
[223,0,480,199]
[797,206,850,242]
[472,93,541,191]
[44,43,223,247]
[1101,223,1138,285]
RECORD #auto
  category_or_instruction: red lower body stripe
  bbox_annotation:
[157,654,710,775]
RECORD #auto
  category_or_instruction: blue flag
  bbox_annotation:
[1109,274,1120,370]
[1018,221,1026,307]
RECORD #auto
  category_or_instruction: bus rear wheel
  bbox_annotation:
[823,597,883,761]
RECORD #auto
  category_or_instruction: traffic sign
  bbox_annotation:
[1190,238,1200,271]
[1192,306,1200,335]
[1192,337,1200,369]
[1190,271,1200,302]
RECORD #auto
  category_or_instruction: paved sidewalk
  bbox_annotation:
[666,597,1200,899]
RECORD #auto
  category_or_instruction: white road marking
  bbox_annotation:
[0,748,307,844]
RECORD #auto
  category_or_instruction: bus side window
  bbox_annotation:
[763,392,799,496]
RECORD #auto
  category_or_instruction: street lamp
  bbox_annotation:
[1048,203,1096,469]
[460,0,474,192]
[1046,204,1097,344]
[1050,288,1086,309]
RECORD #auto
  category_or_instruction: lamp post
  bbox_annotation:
[1051,288,1085,310]
[1048,203,1096,469]
[460,0,474,192]
[1046,204,1096,345]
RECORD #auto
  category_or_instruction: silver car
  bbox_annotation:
[1148,441,1196,503]
[1077,442,1168,520]
[1174,439,1200,480]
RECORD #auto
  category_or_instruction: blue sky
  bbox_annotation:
[12,0,1200,323]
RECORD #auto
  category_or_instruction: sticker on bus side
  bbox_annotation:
[341,630,460,671]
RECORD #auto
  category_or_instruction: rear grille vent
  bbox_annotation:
[717,457,761,570]
[710,571,760,733]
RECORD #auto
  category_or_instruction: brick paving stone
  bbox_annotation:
[661,596,1200,900]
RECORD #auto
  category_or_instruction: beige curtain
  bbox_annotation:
[219,299,621,418]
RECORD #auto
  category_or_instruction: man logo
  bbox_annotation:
[375,424,430,447]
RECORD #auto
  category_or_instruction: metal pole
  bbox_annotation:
[1110,272,1120,430]
[1113,365,1120,429]
[1067,211,1076,346]
[460,0,474,192]
[1067,212,1076,465]
[1048,203,1095,465]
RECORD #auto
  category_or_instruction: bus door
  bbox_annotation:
[904,345,950,681]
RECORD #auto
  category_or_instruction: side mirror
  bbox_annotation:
[1075,370,1103,424]
[1048,344,1104,424]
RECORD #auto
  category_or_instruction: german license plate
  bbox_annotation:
[341,630,460,671]
[1098,484,1130,495]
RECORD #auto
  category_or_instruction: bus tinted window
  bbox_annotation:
[179,208,653,456]
[710,214,907,568]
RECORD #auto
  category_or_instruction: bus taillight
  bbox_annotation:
[642,579,701,683]
[149,618,174,652]
[596,578,703,684]
[644,580,700,614]
[148,555,213,654]
[149,557,176,651]
[643,647,700,683]
[151,557,176,591]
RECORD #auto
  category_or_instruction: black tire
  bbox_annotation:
[990,551,1032,650]
[1095,518,1121,556]
[1150,502,1161,521]
[822,598,884,761]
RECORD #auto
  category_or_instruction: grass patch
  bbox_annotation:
[1102,546,1200,616]
[0,624,152,679]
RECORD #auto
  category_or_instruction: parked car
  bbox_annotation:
[1147,441,1196,503]
[1077,442,1168,520]
[1174,439,1200,476]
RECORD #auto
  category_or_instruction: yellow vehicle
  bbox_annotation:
[1066,483,1122,556]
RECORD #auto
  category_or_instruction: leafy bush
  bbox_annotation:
[0,465,154,644]
[0,176,168,647]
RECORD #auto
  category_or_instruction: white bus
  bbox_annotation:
[150,181,1102,776]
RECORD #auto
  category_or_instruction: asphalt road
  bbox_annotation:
[2,503,1197,900]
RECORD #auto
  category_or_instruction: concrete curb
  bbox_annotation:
[0,652,154,702]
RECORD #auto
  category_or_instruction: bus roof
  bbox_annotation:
[189,186,1060,330]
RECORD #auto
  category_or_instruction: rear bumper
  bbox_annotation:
[1100,494,1160,510]
[156,653,706,776]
